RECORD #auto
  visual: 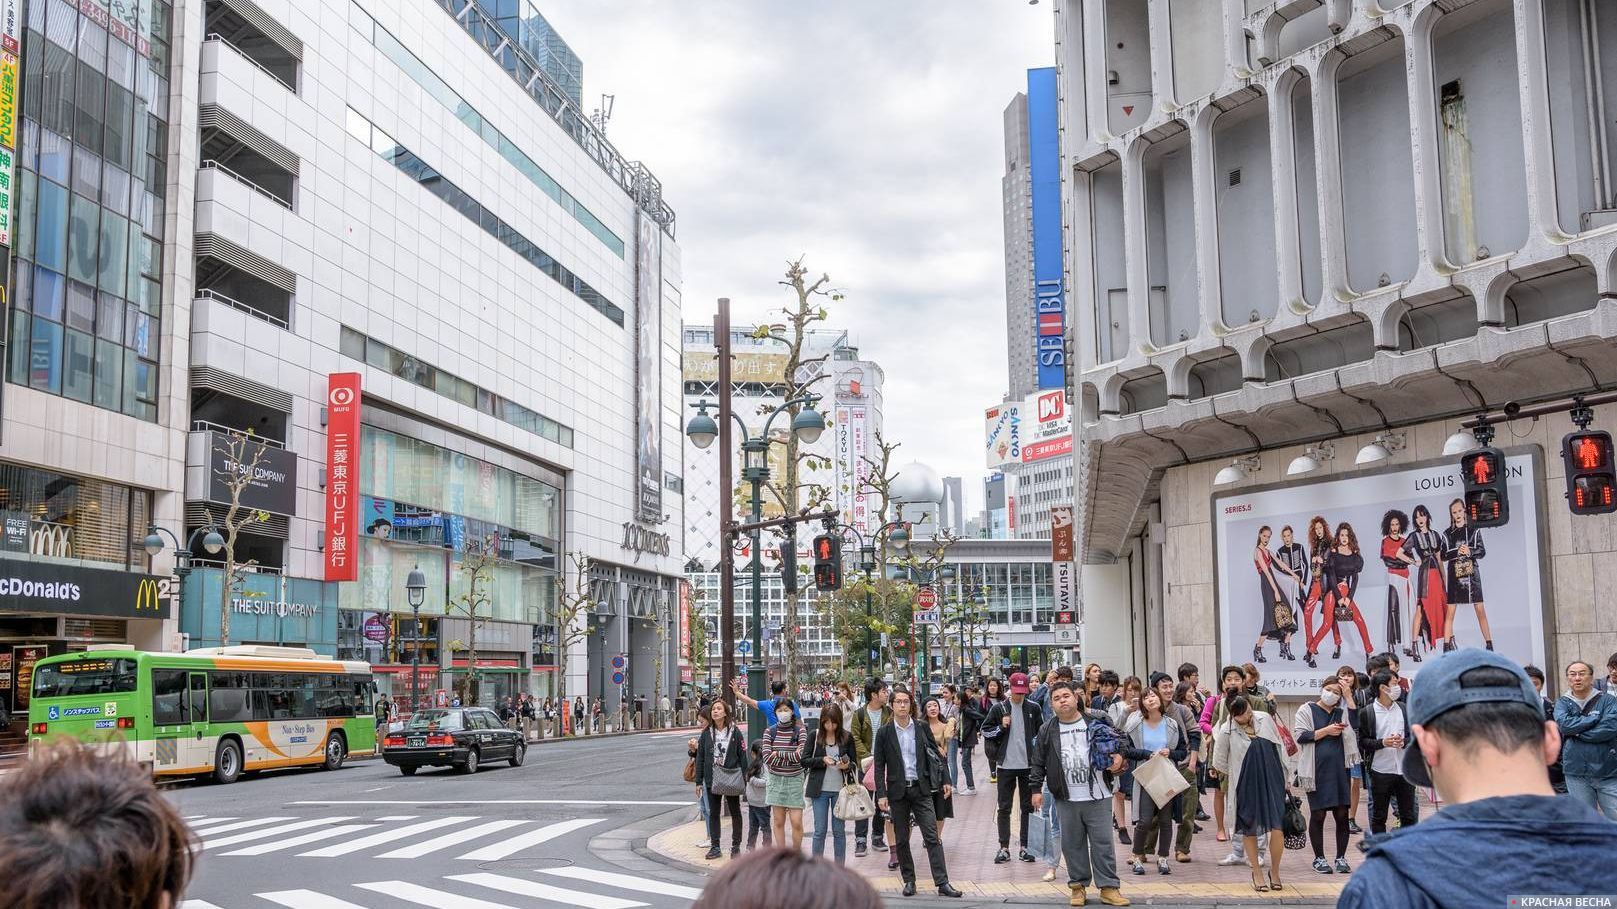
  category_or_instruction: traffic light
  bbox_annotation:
[780,545,799,595]
[812,534,842,591]
[1459,447,1510,528]
[1562,430,1617,515]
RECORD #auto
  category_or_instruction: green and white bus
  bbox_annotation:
[27,644,377,783]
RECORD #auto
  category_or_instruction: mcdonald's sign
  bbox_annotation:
[0,558,170,619]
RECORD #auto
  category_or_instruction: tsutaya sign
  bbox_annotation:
[1052,505,1077,643]
[622,522,671,561]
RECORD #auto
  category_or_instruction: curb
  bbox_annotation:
[523,726,701,746]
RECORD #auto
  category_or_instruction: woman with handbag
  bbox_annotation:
[802,703,857,863]
[1249,526,1296,663]
[1121,690,1188,875]
[1442,497,1492,651]
[923,697,957,839]
[1292,679,1359,876]
[695,700,747,860]
[1212,695,1289,893]
[762,700,808,851]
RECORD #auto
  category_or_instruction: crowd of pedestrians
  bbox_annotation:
[683,647,1617,906]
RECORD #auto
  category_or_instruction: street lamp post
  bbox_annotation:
[825,522,906,682]
[405,566,427,712]
[686,304,825,744]
[143,524,225,639]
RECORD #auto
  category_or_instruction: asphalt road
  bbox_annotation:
[171,729,707,909]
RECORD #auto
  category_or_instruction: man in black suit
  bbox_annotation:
[874,686,963,899]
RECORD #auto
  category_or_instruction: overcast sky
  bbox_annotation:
[541,2,1056,514]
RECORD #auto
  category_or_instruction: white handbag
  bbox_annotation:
[833,782,875,821]
[1135,753,1191,807]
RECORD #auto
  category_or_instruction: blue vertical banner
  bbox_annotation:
[1028,66,1066,390]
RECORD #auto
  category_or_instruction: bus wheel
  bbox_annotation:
[213,739,243,785]
[322,732,347,771]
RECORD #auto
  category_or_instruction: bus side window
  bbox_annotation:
[352,677,374,717]
[209,673,249,723]
[151,670,188,725]
[189,674,208,724]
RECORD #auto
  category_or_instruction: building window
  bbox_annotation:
[0,462,151,569]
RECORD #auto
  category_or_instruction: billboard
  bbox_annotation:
[850,406,871,534]
[682,351,789,384]
[1212,450,1549,696]
[199,430,299,516]
[835,405,856,528]
[1022,389,1073,464]
[635,211,663,524]
[324,373,361,582]
[1028,66,1065,390]
[985,403,1022,469]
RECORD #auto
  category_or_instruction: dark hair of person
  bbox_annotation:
[818,703,844,741]
[944,684,959,696]
[1099,669,1121,687]
[1412,503,1432,529]
[1241,663,1260,683]
[1055,665,1074,680]
[1334,522,1360,554]
[1366,652,1393,676]
[1122,675,1143,694]
[1051,680,1078,694]
[1219,664,1245,685]
[1174,681,1196,706]
[1148,671,1173,690]
[698,703,714,726]
[1228,695,1252,719]
[771,680,788,696]
[1608,651,1617,670]
[1424,666,1547,757]
[985,678,1004,699]
[709,699,732,729]
[890,686,914,714]
[691,846,883,909]
[1255,524,1272,545]
[1369,669,1397,696]
[0,745,197,909]
[1356,671,1370,689]
[1566,660,1595,675]
[1177,662,1199,682]
[1523,664,1545,684]
[864,677,886,701]
[1381,509,1409,537]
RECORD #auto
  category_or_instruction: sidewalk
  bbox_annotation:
[648,749,1356,904]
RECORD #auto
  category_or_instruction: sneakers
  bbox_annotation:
[705,846,722,860]
[1042,869,1058,883]
[1069,885,1086,907]
[1019,849,1037,863]
[1335,858,1351,874]
[1157,858,1171,875]
[995,848,1011,864]
[855,839,868,858]
[1175,851,1191,863]
[1217,851,1246,866]
[1313,857,1333,874]
[990,773,999,784]
[1131,861,1145,875]
[872,836,887,850]
[1097,887,1131,906]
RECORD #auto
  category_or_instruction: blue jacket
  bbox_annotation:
[1339,794,1617,909]
[1554,690,1617,779]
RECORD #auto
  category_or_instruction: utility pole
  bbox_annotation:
[717,299,737,713]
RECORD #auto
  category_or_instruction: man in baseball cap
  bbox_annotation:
[1340,649,1617,909]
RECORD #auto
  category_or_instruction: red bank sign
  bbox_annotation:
[324,373,362,581]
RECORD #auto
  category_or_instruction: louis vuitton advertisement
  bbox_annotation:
[1211,450,1550,695]
[0,555,170,619]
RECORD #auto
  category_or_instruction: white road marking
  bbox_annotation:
[291,799,686,806]
[354,881,521,909]
[374,815,418,821]
[183,817,293,836]
[456,818,604,861]
[179,901,227,909]
[538,866,704,899]
[218,823,377,856]
[297,816,477,857]
[256,890,372,909]
[377,819,527,859]
[182,816,237,826]
[204,817,356,849]
[450,872,647,909]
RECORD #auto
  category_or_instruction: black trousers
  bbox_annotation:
[1309,805,1349,860]
[888,781,949,886]
[706,792,741,849]
[997,768,1034,848]
[960,742,977,788]
[1367,768,1418,834]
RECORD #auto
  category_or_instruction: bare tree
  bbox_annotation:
[445,532,499,705]
[552,552,598,717]
[208,430,274,647]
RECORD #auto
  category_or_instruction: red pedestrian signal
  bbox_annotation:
[1562,430,1617,515]
[812,534,842,591]
[1459,447,1510,528]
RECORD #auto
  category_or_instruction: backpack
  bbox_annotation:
[1086,714,1125,782]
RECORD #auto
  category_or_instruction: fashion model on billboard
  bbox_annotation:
[1273,525,1309,656]
[1250,526,1297,663]
[1297,516,1332,658]
[1303,523,1372,667]
[1442,498,1493,652]
[1397,503,1447,662]
[1379,510,1411,654]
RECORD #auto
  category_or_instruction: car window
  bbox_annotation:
[405,709,463,731]
[472,710,497,730]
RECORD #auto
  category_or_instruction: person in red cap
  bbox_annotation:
[983,671,1046,864]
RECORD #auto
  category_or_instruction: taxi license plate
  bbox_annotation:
[407,736,425,747]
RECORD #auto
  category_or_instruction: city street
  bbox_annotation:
[172,731,708,909]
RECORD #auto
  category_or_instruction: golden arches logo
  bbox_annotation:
[134,578,162,612]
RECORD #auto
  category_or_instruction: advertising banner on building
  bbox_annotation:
[1212,451,1549,695]
[199,430,299,516]
[1028,66,1066,390]
[835,405,854,528]
[0,558,172,619]
[635,211,664,525]
[985,403,1022,469]
[1052,505,1074,562]
[178,568,339,654]
[850,406,871,534]
[682,351,790,384]
[678,579,692,668]
[324,373,362,582]
[1022,389,1073,464]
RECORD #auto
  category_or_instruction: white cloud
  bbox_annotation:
[541,1,1055,515]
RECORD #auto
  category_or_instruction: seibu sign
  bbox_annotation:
[324,373,362,582]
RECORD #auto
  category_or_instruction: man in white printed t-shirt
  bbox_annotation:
[1031,682,1131,908]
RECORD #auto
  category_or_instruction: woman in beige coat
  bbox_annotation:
[1212,697,1291,891]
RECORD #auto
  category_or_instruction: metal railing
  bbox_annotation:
[190,419,286,449]
[187,558,284,575]
[434,0,675,236]
[195,288,291,331]
[204,33,297,94]
[200,159,293,210]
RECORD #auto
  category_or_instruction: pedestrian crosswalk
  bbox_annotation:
[181,814,608,862]
[180,865,705,909]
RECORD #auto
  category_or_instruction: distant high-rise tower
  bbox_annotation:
[483,1,585,108]
[1002,92,1037,401]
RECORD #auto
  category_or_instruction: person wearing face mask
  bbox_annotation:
[761,699,808,851]
[1356,668,1416,835]
[1293,679,1359,875]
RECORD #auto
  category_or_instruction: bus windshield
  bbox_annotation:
[32,659,139,698]
[404,709,463,731]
